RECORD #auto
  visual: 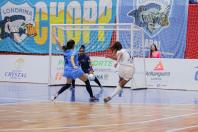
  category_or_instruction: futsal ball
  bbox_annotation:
[88,74,95,81]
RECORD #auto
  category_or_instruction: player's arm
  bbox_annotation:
[53,32,64,51]
[87,56,94,73]
[104,53,117,60]
[116,52,122,63]
[71,55,77,69]
[87,56,92,67]
[114,52,123,68]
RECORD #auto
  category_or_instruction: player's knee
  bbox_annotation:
[84,79,90,85]
[65,83,71,87]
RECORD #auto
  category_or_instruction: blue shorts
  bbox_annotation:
[63,67,84,79]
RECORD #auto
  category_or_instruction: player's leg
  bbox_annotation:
[79,74,98,101]
[104,78,129,103]
[118,77,130,97]
[52,78,72,101]
[72,79,75,88]
[104,77,122,102]
[70,79,75,101]
[70,79,75,90]
[89,70,103,89]
[94,77,103,89]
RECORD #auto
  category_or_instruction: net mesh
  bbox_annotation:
[49,24,145,86]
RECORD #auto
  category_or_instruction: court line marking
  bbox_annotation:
[0,100,49,106]
[0,112,198,131]
[53,101,198,112]
[50,100,198,107]
[0,101,197,114]
[0,82,196,105]
[166,125,198,132]
[0,101,195,123]
[0,99,197,113]
[0,97,34,101]
[0,100,197,118]
[0,95,196,106]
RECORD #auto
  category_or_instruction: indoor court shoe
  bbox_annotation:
[104,96,111,103]
[51,95,57,102]
[100,86,104,90]
[70,86,75,91]
[99,86,104,93]
[95,89,104,98]
[89,96,99,102]
[118,89,123,97]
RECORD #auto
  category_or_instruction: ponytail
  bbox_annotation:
[62,40,75,51]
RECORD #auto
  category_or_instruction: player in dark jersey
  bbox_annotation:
[71,45,103,90]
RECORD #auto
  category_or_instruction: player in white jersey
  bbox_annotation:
[104,41,135,103]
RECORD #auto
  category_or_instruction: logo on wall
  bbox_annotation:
[127,0,172,37]
[195,67,198,81]
[13,58,25,69]
[0,1,37,44]
[146,60,170,88]
[4,58,27,79]
[154,60,164,71]
[55,59,64,81]
[146,60,170,79]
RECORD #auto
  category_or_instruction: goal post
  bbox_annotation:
[49,23,146,89]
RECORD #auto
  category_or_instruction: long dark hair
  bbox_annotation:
[110,41,122,52]
[79,45,86,56]
[62,39,75,51]
[80,45,85,50]
[150,44,158,57]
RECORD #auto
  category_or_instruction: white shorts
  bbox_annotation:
[117,64,135,81]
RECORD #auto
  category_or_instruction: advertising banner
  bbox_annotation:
[0,0,117,54]
[0,55,197,90]
[118,0,189,58]
[145,58,198,90]
[50,56,148,88]
[0,55,48,83]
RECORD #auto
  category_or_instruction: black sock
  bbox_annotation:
[85,80,94,98]
[57,84,71,95]
[94,77,101,87]
[72,79,75,88]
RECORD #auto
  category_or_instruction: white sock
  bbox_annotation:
[110,85,122,98]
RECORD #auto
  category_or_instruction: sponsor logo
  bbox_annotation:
[154,60,164,71]
[0,1,37,43]
[146,60,170,84]
[55,59,64,80]
[195,67,198,81]
[57,59,64,71]
[128,0,172,37]
[92,60,113,67]
[4,58,27,79]
[55,72,63,81]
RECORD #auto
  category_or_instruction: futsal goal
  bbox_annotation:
[49,23,146,89]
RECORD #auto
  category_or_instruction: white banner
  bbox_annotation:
[49,56,120,86]
[49,56,146,88]
[145,58,198,90]
[0,55,48,83]
[0,55,198,90]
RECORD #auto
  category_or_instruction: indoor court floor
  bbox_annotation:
[0,82,198,132]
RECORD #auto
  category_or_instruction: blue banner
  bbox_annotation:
[118,0,189,58]
[0,0,117,54]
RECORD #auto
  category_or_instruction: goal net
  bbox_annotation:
[49,24,146,89]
